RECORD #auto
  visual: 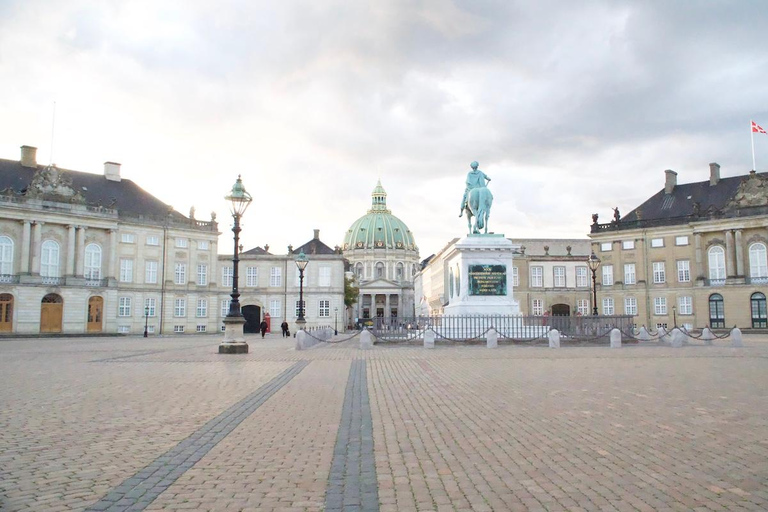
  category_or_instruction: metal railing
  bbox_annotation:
[0,274,19,284]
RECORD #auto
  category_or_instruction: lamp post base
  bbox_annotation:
[219,315,248,354]
[295,318,307,331]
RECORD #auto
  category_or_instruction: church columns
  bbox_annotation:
[66,225,76,276]
[725,230,735,278]
[31,222,42,274]
[20,220,30,274]
[75,227,86,276]
[694,233,703,279]
[385,294,390,318]
[735,229,744,276]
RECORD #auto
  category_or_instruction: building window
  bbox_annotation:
[174,298,186,317]
[576,267,588,287]
[709,293,725,328]
[553,266,566,287]
[677,260,690,283]
[41,240,60,278]
[654,297,667,315]
[675,236,689,246]
[355,263,363,279]
[624,297,637,315]
[602,265,613,286]
[196,299,208,317]
[145,261,158,284]
[708,246,726,280]
[512,266,519,287]
[147,325,156,334]
[656,323,668,330]
[222,267,233,287]
[196,325,207,332]
[146,235,159,246]
[749,243,768,280]
[318,299,330,317]
[651,238,664,248]
[376,262,385,278]
[145,297,156,317]
[121,233,135,243]
[602,297,614,315]
[652,262,666,284]
[624,264,636,285]
[532,299,543,315]
[270,267,282,287]
[320,266,332,286]
[221,299,230,317]
[197,264,208,286]
[174,325,185,333]
[750,292,767,328]
[395,263,404,282]
[0,236,13,275]
[117,325,130,334]
[295,300,306,318]
[175,263,186,285]
[198,240,209,250]
[119,258,133,283]
[679,296,693,315]
[622,240,635,250]
[600,242,612,252]
[84,244,102,279]
[530,266,543,287]
[246,267,258,287]
[269,299,281,318]
[118,297,132,317]
[577,299,590,316]
[175,238,188,248]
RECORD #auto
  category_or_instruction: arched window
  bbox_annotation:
[709,293,725,328]
[749,243,768,280]
[708,246,726,281]
[0,236,13,276]
[396,262,404,282]
[751,292,767,328]
[375,262,384,279]
[355,262,363,279]
[84,244,102,280]
[41,240,60,278]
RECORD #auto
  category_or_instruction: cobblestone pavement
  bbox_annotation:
[1,333,767,511]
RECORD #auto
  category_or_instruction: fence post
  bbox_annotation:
[548,329,560,348]
[360,329,374,350]
[424,330,435,349]
[670,328,685,348]
[610,328,621,348]
[487,328,498,349]
[637,326,651,342]
[701,327,715,346]
[731,327,743,348]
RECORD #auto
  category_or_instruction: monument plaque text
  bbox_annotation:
[468,264,507,296]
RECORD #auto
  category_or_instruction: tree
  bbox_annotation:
[344,276,359,309]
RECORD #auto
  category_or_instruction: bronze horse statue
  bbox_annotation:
[463,186,493,234]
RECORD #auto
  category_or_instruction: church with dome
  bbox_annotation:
[343,181,419,323]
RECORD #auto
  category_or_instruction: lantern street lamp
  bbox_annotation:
[219,175,253,354]
[672,305,677,327]
[144,306,149,338]
[295,251,309,329]
[334,306,338,335]
[587,251,601,316]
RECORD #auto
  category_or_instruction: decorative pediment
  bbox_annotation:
[25,166,86,204]
[727,171,768,209]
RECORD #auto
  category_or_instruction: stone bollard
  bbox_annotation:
[610,328,622,348]
[657,326,668,344]
[548,329,560,348]
[670,328,685,348]
[360,329,374,350]
[731,327,743,348]
[424,330,435,349]
[701,327,715,346]
[637,326,651,342]
[487,328,498,349]
[295,330,307,351]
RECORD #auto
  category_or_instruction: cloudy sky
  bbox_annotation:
[1,1,767,258]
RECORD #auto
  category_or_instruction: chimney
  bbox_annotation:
[104,161,121,182]
[313,229,320,240]
[20,145,37,168]
[709,162,720,186]
[664,169,677,194]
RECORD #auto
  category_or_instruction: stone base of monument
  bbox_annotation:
[219,315,248,354]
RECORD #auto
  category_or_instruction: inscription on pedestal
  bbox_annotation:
[468,264,507,296]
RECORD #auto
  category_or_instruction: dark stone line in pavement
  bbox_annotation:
[84,360,310,512]
[325,359,379,512]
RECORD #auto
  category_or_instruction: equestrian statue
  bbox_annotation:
[459,161,493,234]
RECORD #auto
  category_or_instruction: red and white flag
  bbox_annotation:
[752,121,766,134]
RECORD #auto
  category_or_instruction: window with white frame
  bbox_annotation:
[175,263,186,285]
[576,267,588,287]
[553,266,566,287]
[654,297,667,315]
[270,267,282,287]
[146,235,159,246]
[602,265,614,286]
[624,297,637,315]
[174,298,186,317]
[119,258,133,283]
[577,299,590,316]
[376,262,385,278]
[118,297,132,317]
[656,323,668,330]
[198,240,209,250]
[651,238,664,248]
[0,236,13,275]
[196,325,207,332]
[118,325,130,333]
[84,244,102,279]
[295,300,306,318]
[653,262,666,283]
[675,236,689,246]
[532,299,543,315]
[175,238,188,248]
[147,325,156,333]
[145,261,158,284]
[530,266,543,287]
[624,263,636,285]
[245,266,258,287]
[221,298,230,316]
[679,296,693,315]
[41,240,60,278]
[318,299,330,317]
[602,297,614,315]
[222,266,233,287]
[677,260,690,282]
[121,233,135,243]
[600,242,612,252]
[708,246,726,280]
[174,325,185,333]
[196,298,207,317]
[622,240,635,250]
[512,266,519,287]
[319,266,331,286]
[395,263,404,282]
[749,243,768,279]
[196,264,208,286]
[145,297,156,317]
[269,299,281,318]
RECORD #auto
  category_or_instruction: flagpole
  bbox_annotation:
[752,120,757,171]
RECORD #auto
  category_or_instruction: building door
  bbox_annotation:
[41,293,63,333]
[87,296,103,333]
[0,293,13,332]
[242,305,261,333]
[708,293,725,329]
[551,304,570,316]
[751,292,767,328]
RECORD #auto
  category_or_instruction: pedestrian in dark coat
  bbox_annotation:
[280,321,289,338]
[259,320,268,338]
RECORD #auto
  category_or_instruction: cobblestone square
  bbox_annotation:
[1,334,767,511]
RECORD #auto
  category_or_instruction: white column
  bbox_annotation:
[20,220,31,273]
[76,226,86,276]
[358,292,364,322]
[725,230,735,278]
[66,225,76,276]
[385,294,390,318]
[735,229,744,277]
[108,229,118,279]
[31,222,42,274]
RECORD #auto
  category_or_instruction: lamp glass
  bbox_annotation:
[587,251,601,272]
[295,251,309,271]
[225,175,253,217]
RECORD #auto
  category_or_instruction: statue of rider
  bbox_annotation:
[459,161,491,217]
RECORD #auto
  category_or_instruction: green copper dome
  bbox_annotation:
[343,181,417,251]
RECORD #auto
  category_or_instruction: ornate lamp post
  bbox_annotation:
[143,306,149,338]
[219,175,253,354]
[587,251,601,316]
[334,306,338,335]
[672,305,677,327]
[295,251,308,330]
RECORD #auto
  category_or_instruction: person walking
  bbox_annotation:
[259,319,268,338]
[280,320,289,338]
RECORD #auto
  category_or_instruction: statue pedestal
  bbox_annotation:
[219,315,248,354]
[442,234,520,316]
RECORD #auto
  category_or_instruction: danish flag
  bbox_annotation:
[752,121,766,134]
